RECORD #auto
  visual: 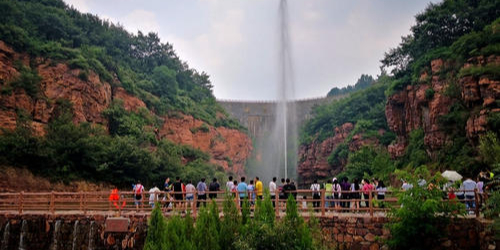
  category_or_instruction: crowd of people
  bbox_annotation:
[117,171,493,214]
[123,175,386,212]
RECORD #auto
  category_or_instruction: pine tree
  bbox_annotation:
[143,205,167,250]
[193,206,220,250]
[219,193,240,250]
[254,189,275,226]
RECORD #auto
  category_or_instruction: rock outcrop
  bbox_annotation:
[297,123,380,183]
[385,57,500,158]
[159,115,252,175]
[0,41,112,135]
[0,41,252,175]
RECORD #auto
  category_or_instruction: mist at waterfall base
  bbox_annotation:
[245,0,299,186]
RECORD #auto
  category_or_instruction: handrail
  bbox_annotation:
[0,189,486,218]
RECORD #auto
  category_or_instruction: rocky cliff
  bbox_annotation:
[386,57,500,158]
[0,41,252,176]
[297,56,499,182]
[298,123,381,182]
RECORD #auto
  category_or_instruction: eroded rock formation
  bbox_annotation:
[0,41,252,176]
[159,115,251,175]
[386,57,500,158]
[298,123,380,183]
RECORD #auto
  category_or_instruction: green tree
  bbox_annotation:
[193,206,220,250]
[387,168,465,249]
[144,205,167,250]
[219,193,240,250]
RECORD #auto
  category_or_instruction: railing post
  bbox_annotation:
[321,189,325,216]
[50,191,55,215]
[118,191,122,217]
[474,189,479,218]
[19,191,24,215]
[193,193,197,217]
[275,189,279,217]
[79,191,83,212]
[83,192,87,215]
[369,190,373,218]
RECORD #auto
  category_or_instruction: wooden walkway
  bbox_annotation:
[0,189,483,218]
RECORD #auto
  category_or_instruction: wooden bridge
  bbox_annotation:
[0,189,483,218]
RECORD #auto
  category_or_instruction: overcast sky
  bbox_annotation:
[64,0,439,101]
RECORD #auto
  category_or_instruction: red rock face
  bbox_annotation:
[297,123,380,183]
[159,115,252,175]
[0,41,253,175]
[112,87,146,112]
[385,57,500,158]
[0,41,112,135]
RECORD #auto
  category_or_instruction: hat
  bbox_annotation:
[332,177,337,182]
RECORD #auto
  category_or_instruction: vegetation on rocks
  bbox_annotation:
[299,0,500,183]
[0,0,248,186]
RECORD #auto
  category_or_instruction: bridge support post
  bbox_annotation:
[50,191,55,215]
[193,194,197,217]
[369,191,373,218]
[474,189,479,218]
[275,190,279,217]
[321,190,325,216]
[18,191,23,215]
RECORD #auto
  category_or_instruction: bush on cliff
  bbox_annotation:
[0,0,244,131]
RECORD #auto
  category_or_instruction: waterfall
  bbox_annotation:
[88,221,96,250]
[50,220,61,250]
[71,220,79,250]
[18,220,27,250]
[1,222,10,250]
[247,0,298,185]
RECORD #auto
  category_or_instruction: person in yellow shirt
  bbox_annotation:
[255,176,263,200]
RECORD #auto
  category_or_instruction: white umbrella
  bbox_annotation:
[442,170,462,181]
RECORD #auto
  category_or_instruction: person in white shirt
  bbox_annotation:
[185,180,196,209]
[269,177,277,207]
[148,186,161,208]
[226,176,235,192]
[310,179,321,210]
[462,177,477,214]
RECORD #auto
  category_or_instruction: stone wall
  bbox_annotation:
[0,214,147,250]
[319,215,497,250]
[0,214,496,250]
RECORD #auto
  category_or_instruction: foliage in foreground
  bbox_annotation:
[144,192,326,250]
[387,168,465,250]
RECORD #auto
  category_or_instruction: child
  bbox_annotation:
[301,195,308,211]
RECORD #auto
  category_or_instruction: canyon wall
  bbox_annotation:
[0,41,252,176]
[386,57,500,158]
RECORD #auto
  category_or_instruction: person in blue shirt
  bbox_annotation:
[237,176,248,207]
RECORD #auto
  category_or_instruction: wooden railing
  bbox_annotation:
[0,189,485,218]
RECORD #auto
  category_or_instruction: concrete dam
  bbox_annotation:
[218,95,341,138]
[217,95,342,181]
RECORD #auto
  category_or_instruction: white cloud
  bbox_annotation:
[64,0,90,12]
[121,9,160,34]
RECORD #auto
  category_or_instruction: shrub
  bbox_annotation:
[77,70,88,81]
[144,205,167,250]
[8,65,41,97]
[424,88,435,100]
[387,169,465,249]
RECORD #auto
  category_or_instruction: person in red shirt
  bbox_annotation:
[362,179,374,208]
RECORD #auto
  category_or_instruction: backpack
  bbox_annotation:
[311,183,320,196]
[209,182,218,191]
[134,184,143,194]
[334,183,342,194]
